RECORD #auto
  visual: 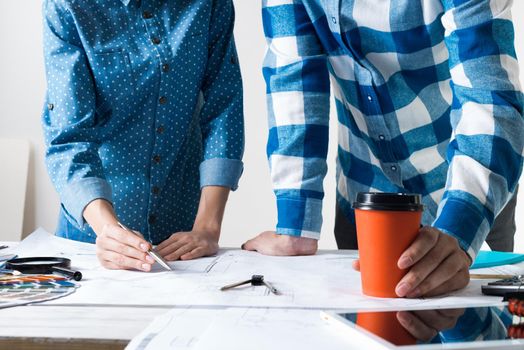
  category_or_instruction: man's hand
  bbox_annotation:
[352,226,471,297]
[397,308,464,341]
[242,231,318,256]
[155,230,219,261]
[95,223,154,271]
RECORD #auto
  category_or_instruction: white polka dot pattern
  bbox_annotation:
[41,0,244,244]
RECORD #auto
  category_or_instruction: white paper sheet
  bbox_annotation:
[192,308,357,350]
[128,307,357,350]
[125,307,221,350]
[14,229,512,310]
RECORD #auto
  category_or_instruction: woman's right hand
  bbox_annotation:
[95,223,154,271]
[84,199,154,271]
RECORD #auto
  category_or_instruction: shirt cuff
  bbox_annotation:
[432,197,490,263]
[275,196,322,240]
[199,158,244,191]
[61,177,113,228]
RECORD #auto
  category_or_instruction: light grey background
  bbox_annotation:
[0,1,523,251]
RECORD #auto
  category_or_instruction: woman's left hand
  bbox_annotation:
[155,230,219,261]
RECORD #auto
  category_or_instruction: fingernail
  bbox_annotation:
[146,256,155,264]
[140,243,149,252]
[142,263,151,271]
[398,256,413,269]
[396,283,411,297]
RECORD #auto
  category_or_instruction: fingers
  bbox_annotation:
[165,242,196,261]
[97,234,153,262]
[99,250,152,272]
[242,231,275,252]
[156,235,186,258]
[422,269,470,297]
[405,254,467,298]
[352,259,360,271]
[396,229,471,298]
[96,224,153,271]
[397,311,438,342]
[398,227,439,269]
[156,232,219,261]
[156,234,179,252]
[410,309,462,331]
[105,225,151,252]
[181,247,207,260]
[396,233,454,297]
[242,232,318,256]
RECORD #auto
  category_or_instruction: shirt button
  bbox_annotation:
[152,186,160,195]
[161,63,169,72]
[156,125,165,134]
[148,215,157,225]
[142,11,153,19]
[332,17,337,24]
[378,135,385,141]
[47,103,54,111]
[367,95,373,102]
[153,155,161,164]
[230,56,237,65]
[151,37,161,45]
[391,165,397,172]
[159,96,167,105]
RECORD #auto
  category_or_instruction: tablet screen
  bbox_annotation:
[333,304,524,348]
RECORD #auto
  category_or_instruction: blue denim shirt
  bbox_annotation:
[42,0,244,244]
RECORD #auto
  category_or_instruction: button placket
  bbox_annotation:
[139,2,172,239]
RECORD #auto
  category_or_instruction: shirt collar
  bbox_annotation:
[120,0,132,6]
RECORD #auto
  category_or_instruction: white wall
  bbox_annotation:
[0,1,523,252]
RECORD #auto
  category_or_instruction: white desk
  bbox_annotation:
[0,231,517,350]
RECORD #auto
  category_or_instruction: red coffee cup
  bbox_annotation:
[353,192,423,298]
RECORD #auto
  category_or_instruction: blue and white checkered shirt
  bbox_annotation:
[263,0,524,259]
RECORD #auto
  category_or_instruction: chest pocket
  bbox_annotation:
[90,50,135,114]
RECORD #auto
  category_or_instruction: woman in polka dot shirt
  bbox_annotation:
[42,0,244,271]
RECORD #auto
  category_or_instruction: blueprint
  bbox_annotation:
[14,229,511,309]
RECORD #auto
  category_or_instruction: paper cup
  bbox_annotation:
[353,192,423,298]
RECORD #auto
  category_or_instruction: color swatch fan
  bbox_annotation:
[0,274,78,309]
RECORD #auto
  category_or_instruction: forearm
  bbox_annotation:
[435,0,524,258]
[192,186,230,240]
[83,199,119,235]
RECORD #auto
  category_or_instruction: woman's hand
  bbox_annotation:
[84,199,154,271]
[95,223,154,271]
[155,230,219,261]
[155,186,230,261]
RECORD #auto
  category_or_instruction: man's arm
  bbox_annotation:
[394,0,524,297]
[243,1,330,255]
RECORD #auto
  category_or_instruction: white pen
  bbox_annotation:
[117,222,173,271]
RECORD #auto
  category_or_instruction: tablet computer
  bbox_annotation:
[322,303,524,349]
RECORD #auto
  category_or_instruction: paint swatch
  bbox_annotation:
[0,274,78,309]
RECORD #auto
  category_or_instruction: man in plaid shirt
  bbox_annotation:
[243,0,524,298]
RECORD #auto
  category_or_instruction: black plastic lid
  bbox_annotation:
[352,192,424,212]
